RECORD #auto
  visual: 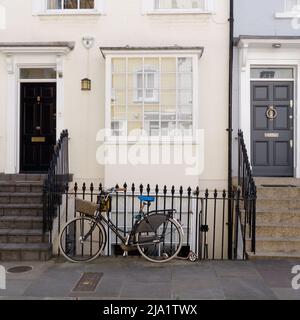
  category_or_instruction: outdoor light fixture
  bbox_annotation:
[81,78,91,91]
[272,43,282,48]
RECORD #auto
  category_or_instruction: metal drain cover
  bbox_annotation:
[7,266,33,274]
[73,273,103,292]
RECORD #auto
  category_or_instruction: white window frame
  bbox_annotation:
[142,0,214,15]
[105,53,199,141]
[134,68,159,103]
[275,0,300,18]
[32,0,105,15]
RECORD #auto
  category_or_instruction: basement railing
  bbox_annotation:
[43,130,69,238]
[237,130,257,255]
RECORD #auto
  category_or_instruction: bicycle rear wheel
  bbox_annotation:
[59,216,106,263]
[135,214,183,263]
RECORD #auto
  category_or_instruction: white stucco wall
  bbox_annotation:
[0,0,229,190]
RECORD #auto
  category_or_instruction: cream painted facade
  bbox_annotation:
[0,0,229,189]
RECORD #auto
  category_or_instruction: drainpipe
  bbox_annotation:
[227,0,234,259]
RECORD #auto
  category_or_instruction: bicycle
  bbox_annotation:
[59,187,184,263]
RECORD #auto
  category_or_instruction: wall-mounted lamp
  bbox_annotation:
[272,43,282,49]
[81,78,91,91]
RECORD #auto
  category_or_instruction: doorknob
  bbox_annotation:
[266,106,278,120]
[36,126,41,131]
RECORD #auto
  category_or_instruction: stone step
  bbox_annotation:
[0,173,46,182]
[0,204,43,216]
[0,243,52,261]
[256,187,300,199]
[0,229,48,244]
[254,177,300,186]
[0,193,43,204]
[0,216,43,230]
[247,251,300,260]
[246,237,300,253]
[0,181,44,193]
[255,209,300,224]
[255,223,300,238]
[256,198,300,210]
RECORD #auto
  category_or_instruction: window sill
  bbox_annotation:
[275,11,300,18]
[37,10,103,16]
[145,9,213,15]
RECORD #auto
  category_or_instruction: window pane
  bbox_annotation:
[111,121,126,136]
[64,0,78,9]
[155,0,205,10]
[80,0,94,9]
[20,68,56,79]
[178,122,193,135]
[161,121,176,136]
[111,90,126,105]
[128,121,143,136]
[112,58,126,73]
[178,57,193,72]
[250,68,294,79]
[111,106,126,121]
[161,58,176,73]
[286,0,300,11]
[112,74,126,90]
[161,90,176,106]
[47,0,62,9]
[110,56,194,137]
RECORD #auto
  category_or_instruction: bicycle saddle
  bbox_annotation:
[138,196,155,203]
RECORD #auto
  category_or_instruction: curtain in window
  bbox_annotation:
[155,0,205,10]
[80,0,94,9]
[47,0,62,9]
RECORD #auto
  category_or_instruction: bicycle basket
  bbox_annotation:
[98,195,112,213]
[75,199,99,216]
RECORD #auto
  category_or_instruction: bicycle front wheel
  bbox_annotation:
[59,216,106,263]
[135,214,183,263]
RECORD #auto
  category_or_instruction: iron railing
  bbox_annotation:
[45,182,253,260]
[43,130,69,237]
[237,130,257,254]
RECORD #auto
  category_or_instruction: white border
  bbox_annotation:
[0,47,71,174]
[104,53,200,144]
[238,45,300,177]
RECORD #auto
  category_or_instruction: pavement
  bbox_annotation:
[0,257,300,300]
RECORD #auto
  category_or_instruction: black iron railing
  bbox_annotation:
[45,182,251,260]
[43,130,69,237]
[237,130,257,255]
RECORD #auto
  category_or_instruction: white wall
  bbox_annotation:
[0,0,229,190]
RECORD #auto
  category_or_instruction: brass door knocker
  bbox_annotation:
[266,106,278,120]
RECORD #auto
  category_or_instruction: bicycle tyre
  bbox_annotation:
[59,216,107,263]
[135,214,183,263]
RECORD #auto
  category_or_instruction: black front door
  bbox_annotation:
[251,81,294,177]
[20,83,56,172]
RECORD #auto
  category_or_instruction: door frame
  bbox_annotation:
[17,65,57,174]
[0,45,72,175]
[239,59,299,177]
[250,79,295,177]
[19,81,57,173]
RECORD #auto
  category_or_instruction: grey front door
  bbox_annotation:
[251,81,294,177]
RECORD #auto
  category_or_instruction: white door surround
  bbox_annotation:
[237,37,300,178]
[0,42,74,174]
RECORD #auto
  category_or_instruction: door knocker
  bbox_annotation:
[266,106,278,120]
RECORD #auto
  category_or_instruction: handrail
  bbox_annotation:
[43,130,69,235]
[237,130,257,254]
